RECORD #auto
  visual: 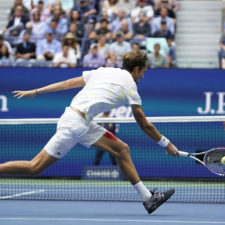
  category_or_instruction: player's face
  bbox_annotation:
[133,65,147,83]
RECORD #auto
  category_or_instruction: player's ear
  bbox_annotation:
[133,66,140,73]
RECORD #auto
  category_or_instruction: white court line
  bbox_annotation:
[0,218,224,224]
[0,190,45,199]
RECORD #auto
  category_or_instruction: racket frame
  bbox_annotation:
[179,149,225,177]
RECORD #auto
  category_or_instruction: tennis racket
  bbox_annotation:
[179,147,225,177]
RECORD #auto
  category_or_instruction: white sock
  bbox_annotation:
[133,181,152,202]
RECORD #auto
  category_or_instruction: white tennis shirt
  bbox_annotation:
[70,67,141,121]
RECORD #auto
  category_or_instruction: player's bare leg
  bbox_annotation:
[0,149,58,175]
[93,134,140,185]
[93,133,175,214]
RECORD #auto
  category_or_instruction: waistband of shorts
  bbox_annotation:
[69,106,86,120]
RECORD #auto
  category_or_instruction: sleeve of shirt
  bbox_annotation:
[126,86,142,106]
[68,53,77,64]
[82,69,94,83]
[36,40,43,56]
[146,6,154,18]
[53,54,60,64]
[55,41,62,54]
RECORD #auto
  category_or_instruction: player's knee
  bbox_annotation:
[117,143,130,159]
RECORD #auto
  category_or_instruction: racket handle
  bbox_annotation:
[179,151,189,157]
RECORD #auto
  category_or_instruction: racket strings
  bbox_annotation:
[204,149,225,174]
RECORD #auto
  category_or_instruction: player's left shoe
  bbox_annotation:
[143,189,175,214]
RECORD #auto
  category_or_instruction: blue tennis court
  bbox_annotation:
[1,200,225,225]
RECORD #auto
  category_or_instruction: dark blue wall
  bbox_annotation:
[1,68,225,118]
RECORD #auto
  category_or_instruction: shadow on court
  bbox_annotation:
[0,201,225,225]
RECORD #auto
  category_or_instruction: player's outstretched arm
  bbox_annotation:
[12,76,85,99]
[131,105,179,157]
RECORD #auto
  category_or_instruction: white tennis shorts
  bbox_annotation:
[44,107,106,158]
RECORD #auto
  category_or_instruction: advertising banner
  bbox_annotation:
[0,68,225,118]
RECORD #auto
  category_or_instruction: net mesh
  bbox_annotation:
[0,117,225,203]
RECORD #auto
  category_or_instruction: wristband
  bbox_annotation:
[157,135,170,148]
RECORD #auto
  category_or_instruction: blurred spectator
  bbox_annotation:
[89,19,112,41]
[152,21,173,40]
[70,0,96,22]
[148,43,168,68]
[82,43,105,68]
[52,1,65,16]
[131,42,141,50]
[111,10,132,33]
[69,9,81,23]
[152,20,175,66]
[22,0,32,10]
[59,0,74,15]
[117,0,136,17]
[48,19,64,40]
[95,10,111,30]
[146,0,155,6]
[53,43,77,67]
[17,22,35,44]
[97,36,110,59]
[31,11,46,41]
[167,38,176,67]
[105,54,122,68]
[46,8,68,37]
[4,5,29,41]
[69,9,85,39]
[10,0,29,19]
[115,20,133,41]
[36,29,61,64]
[153,0,180,12]
[131,0,154,23]
[109,31,131,62]
[0,45,14,67]
[155,0,176,23]
[0,35,13,56]
[218,30,225,69]
[133,12,151,39]
[30,1,51,22]
[15,31,36,67]
[93,0,102,15]
[151,7,175,35]
[62,32,81,60]
[101,0,119,20]
[68,22,85,40]
[23,0,54,10]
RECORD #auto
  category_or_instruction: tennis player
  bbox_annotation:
[1,50,179,214]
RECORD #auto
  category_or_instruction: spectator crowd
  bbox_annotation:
[0,0,180,68]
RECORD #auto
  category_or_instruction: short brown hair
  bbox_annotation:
[123,50,148,72]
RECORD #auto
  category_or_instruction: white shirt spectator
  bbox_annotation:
[53,50,77,67]
[117,0,136,16]
[31,21,47,41]
[23,0,55,10]
[131,5,154,23]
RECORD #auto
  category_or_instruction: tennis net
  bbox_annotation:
[0,116,225,203]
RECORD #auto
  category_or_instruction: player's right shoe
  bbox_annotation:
[143,189,175,214]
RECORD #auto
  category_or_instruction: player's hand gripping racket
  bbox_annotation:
[179,147,225,177]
